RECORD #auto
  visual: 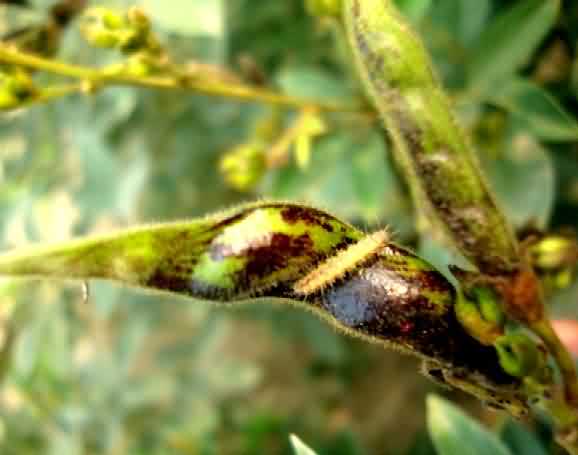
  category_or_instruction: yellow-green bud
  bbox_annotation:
[125,55,155,77]
[83,28,121,49]
[117,30,145,53]
[81,7,154,54]
[219,143,267,192]
[0,68,36,106]
[127,7,151,33]
[0,89,20,110]
[82,8,125,48]
[530,235,578,270]
[85,7,126,30]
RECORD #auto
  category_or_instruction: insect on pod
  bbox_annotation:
[0,202,527,413]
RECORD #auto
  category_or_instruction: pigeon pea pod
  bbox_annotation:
[0,202,362,300]
[343,0,519,275]
[0,202,525,411]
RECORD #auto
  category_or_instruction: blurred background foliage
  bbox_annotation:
[0,0,577,454]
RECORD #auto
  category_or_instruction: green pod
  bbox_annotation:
[0,202,523,407]
[312,245,518,390]
[343,0,519,275]
[0,202,362,301]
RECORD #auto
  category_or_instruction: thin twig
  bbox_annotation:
[22,83,83,109]
[0,44,360,113]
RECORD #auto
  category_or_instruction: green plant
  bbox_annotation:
[0,0,578,454]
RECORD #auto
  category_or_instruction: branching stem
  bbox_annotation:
[0,44,359,113]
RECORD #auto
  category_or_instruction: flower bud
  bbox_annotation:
[125,55,154,77]
[90,7,125,30]
[82,28,120,49]
[81,8,126,49]
[81,7,155,54]
[0,89,20,110]
[219,143,266,191]
[530,235,578,271]
[127,7,151,34]
[0,67,36,109]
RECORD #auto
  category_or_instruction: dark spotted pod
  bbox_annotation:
[0,202,524,411]
[343,0,519,275]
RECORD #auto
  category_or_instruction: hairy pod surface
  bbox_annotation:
[343,0,519,275]
[0,202,522,404]
[0,202,361,300]
[308,244,518,390]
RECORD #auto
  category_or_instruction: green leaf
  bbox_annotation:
[427,0,491,47]
[468,0,560,96]
[394,0,432,22]
[500,419,548,455]
[572,59,578,100]
[427,395,512,455]
[418,232,472,285]
[276,66,356,104]
[407,431,437,455]
[455,0,491,47]
[71,127,121,221]
[489,78,578,142]
[268,129,411,228]
[423,0,490,89]
[483,127,555,229]
[290,434,319,455]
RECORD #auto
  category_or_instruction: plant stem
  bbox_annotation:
[0,44,357,113]
[30,83,83,106]
[0,45,98,79]
[559,440,578,455]
[532,318,578,406]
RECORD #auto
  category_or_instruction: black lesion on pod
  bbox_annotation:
[148,203,359,301]
[313,254,518,387]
